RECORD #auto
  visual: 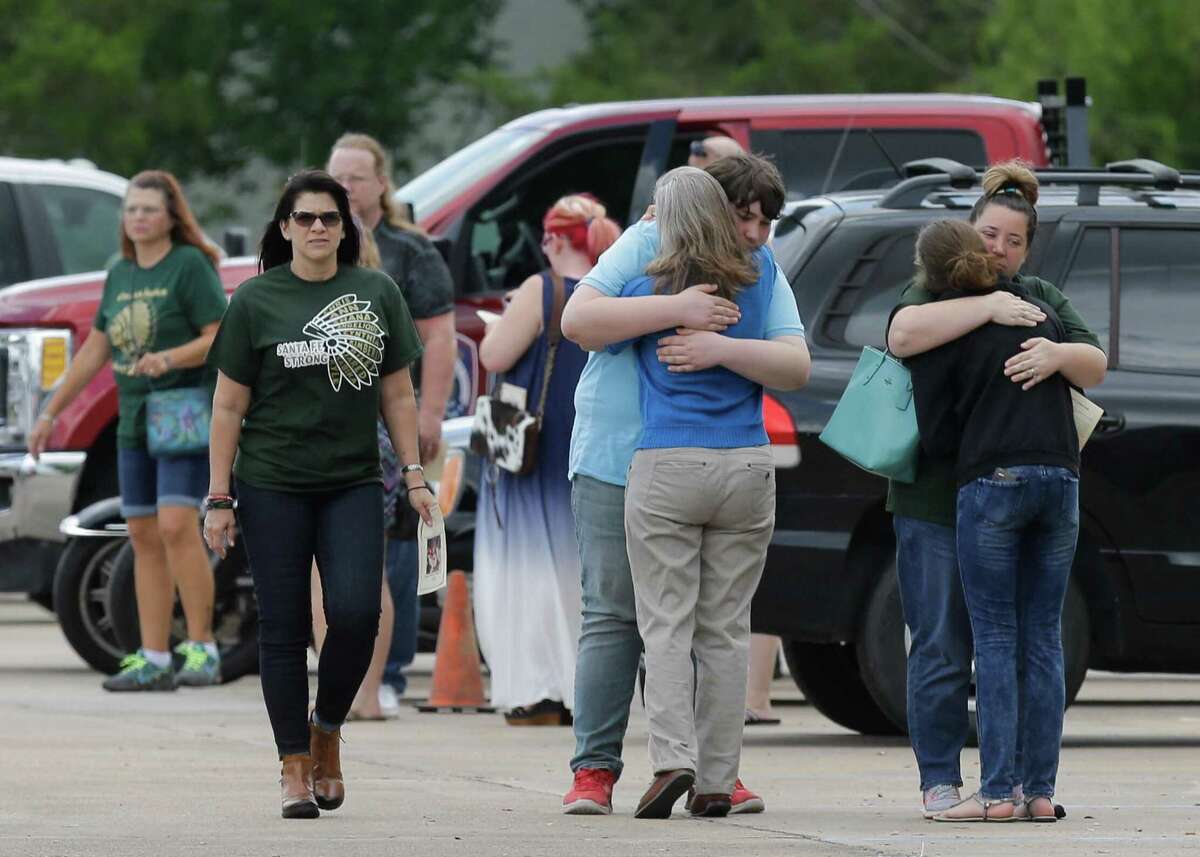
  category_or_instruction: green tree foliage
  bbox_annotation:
[545,0,986,103]
[222,0,501,171]
[530,0,1200,168]
[0,1,232,175]
[0,0,502,177]
[974,0,1200,166]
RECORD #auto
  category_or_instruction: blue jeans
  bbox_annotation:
[117,447,208,517]
[383,537,420,695]
[894,516,973,791]
[569,475,643,777]
[957,465,1079,800]
[236,479,384,757]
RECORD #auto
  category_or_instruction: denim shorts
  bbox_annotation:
[117,447,208,518]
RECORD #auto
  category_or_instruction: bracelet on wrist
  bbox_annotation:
[406,484,431,494]
[37,413,56,424]
[204,494,235,511]
[400,463,424,475]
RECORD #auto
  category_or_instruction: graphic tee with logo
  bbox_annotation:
[207,263,423,492]
[93,244,228,449]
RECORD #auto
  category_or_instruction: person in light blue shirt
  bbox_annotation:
[558,153,809,818]
[614,167,808,819]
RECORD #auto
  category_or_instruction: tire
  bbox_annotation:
[854,566,1092,738]
[1062,578,1090,706]
[52,537,128,674]
[856,561,909,733]
[783,639,903,736]
[109,538,259,683]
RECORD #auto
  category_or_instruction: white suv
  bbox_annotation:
[0,157,127,289]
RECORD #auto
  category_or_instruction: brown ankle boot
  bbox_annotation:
[279,754,319,819]
[310,719,345,810]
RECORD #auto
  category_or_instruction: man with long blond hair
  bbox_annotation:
[327,133,456,714]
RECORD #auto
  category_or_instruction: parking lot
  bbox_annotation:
[2,596,1198,857]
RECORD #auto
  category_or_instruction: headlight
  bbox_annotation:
[1,328,73,447]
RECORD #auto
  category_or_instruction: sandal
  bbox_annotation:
[1013,795,1060,823]
[744,709,781,726]
[932,792,1015,823]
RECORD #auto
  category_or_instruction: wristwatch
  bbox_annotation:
[400,464,424,475]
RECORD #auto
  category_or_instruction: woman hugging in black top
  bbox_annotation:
[908,218,1081,823]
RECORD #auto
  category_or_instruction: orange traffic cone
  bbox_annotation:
[416,570,494,713]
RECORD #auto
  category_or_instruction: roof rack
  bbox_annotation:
[879,158,1200,209]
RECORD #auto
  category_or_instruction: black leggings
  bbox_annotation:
[237,479,384,757]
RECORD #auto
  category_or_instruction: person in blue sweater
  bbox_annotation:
[607,167,809,819]
[559,153,807,818]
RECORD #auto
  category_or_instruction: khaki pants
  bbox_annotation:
[625,446,775,794]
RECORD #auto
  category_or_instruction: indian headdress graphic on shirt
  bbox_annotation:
[276,294,386,391]
[107,301,157,375]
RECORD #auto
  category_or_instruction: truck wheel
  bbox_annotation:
[855,567,1092,738]
[109,539,260,683]
[52,537,128,674]
[782,639,903,736]
[1062,578,1090,706]
[856,561,909,733]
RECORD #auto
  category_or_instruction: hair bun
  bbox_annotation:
[981,160,1039,206]
[947,249,996,292]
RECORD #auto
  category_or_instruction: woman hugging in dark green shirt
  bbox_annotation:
[883,162,1106,821]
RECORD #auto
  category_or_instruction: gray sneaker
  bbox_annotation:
[102,652,176,692]
[174,642,221,687]
[922,784,961,818]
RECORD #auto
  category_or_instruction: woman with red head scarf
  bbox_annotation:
[474,195,619,725]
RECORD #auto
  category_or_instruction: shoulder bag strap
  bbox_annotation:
[534,270,566,420]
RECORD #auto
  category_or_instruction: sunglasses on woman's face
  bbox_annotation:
[289,210,343,228]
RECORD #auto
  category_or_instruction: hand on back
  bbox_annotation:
[988,291,1045,328]
[674,284,740,332]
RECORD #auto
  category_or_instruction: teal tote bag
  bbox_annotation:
[818,347,919,483]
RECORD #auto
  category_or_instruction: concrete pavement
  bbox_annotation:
[2,597,1199,856]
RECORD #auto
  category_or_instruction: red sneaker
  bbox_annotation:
[563,768,616,815]
[729,779,765,814]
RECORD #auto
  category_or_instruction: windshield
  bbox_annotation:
[395,126,549,224]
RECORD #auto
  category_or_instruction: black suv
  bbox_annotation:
[751,158,1200,735]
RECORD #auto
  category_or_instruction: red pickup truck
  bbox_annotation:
[0,93,1059,673]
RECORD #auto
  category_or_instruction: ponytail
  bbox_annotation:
[543,194,621,264]
[584,216,621,264]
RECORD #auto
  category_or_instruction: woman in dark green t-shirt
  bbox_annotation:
[203,170,435,820]
[29,171,228,694]
[883,162,1106,821]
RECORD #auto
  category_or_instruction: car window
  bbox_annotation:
[819,230,919,350]
[751,129,987,198]
[36,184,122,275]
[461,132,646,295]
[1118,227,1200,374]
[1059,227,1111,351]
[395,126,549,223]
[0,183,30,287]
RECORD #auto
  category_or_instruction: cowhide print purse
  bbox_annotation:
[469,271,565,475]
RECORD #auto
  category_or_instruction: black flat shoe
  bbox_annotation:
[505,699,572,726]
